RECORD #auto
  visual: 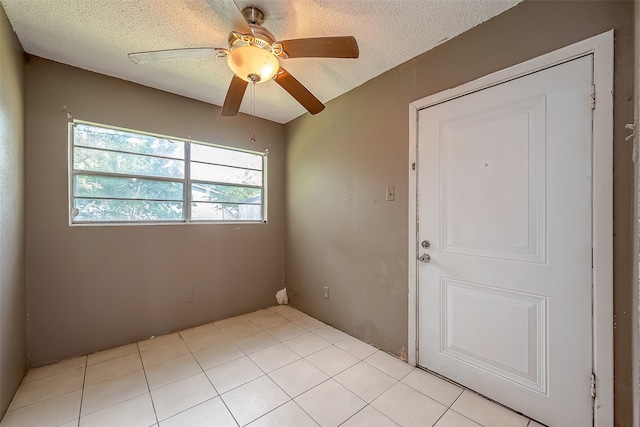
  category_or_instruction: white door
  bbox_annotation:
[417,55,594,426]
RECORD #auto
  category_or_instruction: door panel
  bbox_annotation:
[418,56,593,426]
[441,278,547,393]
[440,96,546,263]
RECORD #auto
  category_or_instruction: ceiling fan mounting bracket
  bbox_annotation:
[241,7,265,26]
[229,7,277,50]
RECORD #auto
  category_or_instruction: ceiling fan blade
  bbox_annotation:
[128,48,227,64]
[279,36,359,59]
[274,68,325,115]
[206,0,252,34]
[221,75,249,116]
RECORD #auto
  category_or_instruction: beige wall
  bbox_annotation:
[0,4,26,418]
[285,1,635,424]
[24,58,286,366]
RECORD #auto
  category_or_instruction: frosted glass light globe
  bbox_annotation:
[227,46,279,83]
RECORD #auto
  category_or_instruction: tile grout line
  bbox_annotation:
[236,313,314,425]
[333,355,461,427]
[360,354,415,383]
[443,390,490,426]
[304,329,458,427]
[329,355,406,426]
[292,373,369,426]
[6,360,88,412]
[305,344,368,377]
[73,364,195,422]
[332,371,398,406]
[255,371,330,427]
[337,404,401,427]
[449,388,465,409]
[146,337,215,423]
[75,356,88,426]
[10,360,91,426]
[151,359,226,424]
[420,366,534,424]
[451,388,531,426]
[136,343,160,426]
[447,408,486,427]
[249,398,320,427]
[78,352,143,389]
[429,406,451,427]
[3,389,84,426]
[209,314,327,425]
[185,330,244,427]
[397,375,463,409]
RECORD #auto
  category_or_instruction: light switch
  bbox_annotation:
[386,185,395,201]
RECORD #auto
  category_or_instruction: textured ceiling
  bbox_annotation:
[1,0,521,123]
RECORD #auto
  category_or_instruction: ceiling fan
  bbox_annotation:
[128,0,359,117]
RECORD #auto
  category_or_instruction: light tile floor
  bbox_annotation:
[0,306,543,427]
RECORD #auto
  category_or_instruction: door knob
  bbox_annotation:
[418,253,431,263]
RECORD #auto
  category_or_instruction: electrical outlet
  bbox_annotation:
[323,286,329,299]
[184,290,193,303]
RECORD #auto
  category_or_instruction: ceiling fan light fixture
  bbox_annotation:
[226,45,279,83]
[128,3,358,117]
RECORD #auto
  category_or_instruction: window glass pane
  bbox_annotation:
[75,175,183,201]
[74,147,185,179]
[74,124,184,159]
[70,121,265,225]
[191,144,262,170]
[73,199,183,222]
[191,202,262,221]
[190,162,261,185]
[191,183,261,204]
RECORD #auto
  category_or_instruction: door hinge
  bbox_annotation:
[411,162,416,171]
[590,85,596,109]
[590,373,596,398]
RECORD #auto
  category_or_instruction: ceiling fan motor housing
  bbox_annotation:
[241,6,265,26]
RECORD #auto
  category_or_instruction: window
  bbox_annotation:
[70,121,265,224]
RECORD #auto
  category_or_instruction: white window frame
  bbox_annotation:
[68,120,267,225]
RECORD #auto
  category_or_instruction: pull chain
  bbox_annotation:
[250,81,256,142]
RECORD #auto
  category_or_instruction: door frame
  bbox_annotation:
[408,31,613,426]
